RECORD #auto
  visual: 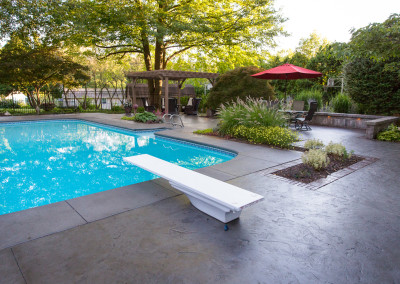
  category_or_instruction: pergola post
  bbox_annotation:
[177,79,186,112]
[164,76,169,114]
[131,78,138,104]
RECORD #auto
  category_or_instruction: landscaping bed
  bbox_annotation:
[273,154,363,183]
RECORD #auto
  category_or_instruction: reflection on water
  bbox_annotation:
[0,120,234,215]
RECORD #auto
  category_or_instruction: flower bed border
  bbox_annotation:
[258,155,378,190]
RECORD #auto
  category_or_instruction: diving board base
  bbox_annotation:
[170,181,242,223]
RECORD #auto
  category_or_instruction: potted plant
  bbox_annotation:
[124,101,133,115]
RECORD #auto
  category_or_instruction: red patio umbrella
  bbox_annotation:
[251,63,322,98]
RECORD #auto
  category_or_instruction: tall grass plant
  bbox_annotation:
[217,97,286,135]
[294,89,323,110]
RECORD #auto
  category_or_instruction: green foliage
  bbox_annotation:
[133,111,159,123]
[325,142,352,159]
[344,57,400,115]
[331,93,352,113]
[217,97,286,135]
[208,67,275,111]
[294,89,323,110]
[180,96,190,107]
[230,125,299,148]
[0,35,90,108]
[193,128,213,135]
[121,116,136,121]
[111,105,123,112]
[304,139,324,149]
[377,124,400,142]
[349,14,400,74]
[136,106,145,113]
[302,149,330,171]
[0,100,20,109]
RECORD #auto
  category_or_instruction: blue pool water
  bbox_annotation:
[0,120,235,215]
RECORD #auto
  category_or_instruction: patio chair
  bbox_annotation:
[295,102,317,130]
[184,98,202,115]
[141,98,156,112]
[288,100,305,125]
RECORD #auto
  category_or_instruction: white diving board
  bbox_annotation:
[123,154,264,223]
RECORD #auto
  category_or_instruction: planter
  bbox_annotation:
[124,107,133,115]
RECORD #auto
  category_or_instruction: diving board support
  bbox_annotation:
[123,154,264,223]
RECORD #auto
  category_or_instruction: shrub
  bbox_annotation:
[344,57,400,115]
[304,139,324,149]
[193,128,213,135]
[111,105,124,112]
[136,106,145,113]
[217,97,286,135]
[133,111,159,123]
[0,99,20,108]
[330,92,352,113]
[230,125,299,148]
[302,149,330,171]
[325,142,352,159]
[377,124,400,142]
[121,115,135,121]
[294,89,323,110]
[207,66,275,111]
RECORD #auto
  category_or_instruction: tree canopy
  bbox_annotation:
[0,35,90,108]
[349,13,400,74]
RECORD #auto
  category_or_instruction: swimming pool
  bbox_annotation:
[0,120,235,215]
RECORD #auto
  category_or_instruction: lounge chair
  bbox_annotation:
[184,98,201,115]
[295,102,317,130]
[123,154,264,223]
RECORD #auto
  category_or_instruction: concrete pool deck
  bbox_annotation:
[1,113,399,283]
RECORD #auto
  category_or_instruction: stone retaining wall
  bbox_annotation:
[309,112,399,139]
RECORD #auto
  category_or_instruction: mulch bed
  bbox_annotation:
[273,154,364,183]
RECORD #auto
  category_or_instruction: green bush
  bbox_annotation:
[180,96,190,107]
[304,139,324,149]
[111,105,123,112]
[294,89,323,111]
[344,57,400,115]
[133,111,159,123]
[325,142,352,159]
[217,97,286,135]
[193,128,213,135]
[121,115,135,121]
[136,106,145,113]
[302,149,330,170]
[230,125,298,148]
[207,66,275,111]
[377,124,400,142]
[0,99,20,108]
[330,92,352,113]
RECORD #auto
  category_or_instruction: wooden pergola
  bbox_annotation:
[125,70,219,114]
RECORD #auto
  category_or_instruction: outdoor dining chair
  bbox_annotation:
[295,102,317,130]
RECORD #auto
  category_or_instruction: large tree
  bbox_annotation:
[1,0,285,107]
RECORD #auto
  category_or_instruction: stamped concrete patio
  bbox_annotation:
[1,114,399,283]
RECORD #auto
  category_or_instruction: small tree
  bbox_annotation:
[0,36,90,109]
[207,66,275,111]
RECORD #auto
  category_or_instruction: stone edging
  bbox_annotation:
[258,156,378,190]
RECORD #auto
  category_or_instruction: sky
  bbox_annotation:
[272,0,400,52]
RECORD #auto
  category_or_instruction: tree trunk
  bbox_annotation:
[63,85,69,107]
